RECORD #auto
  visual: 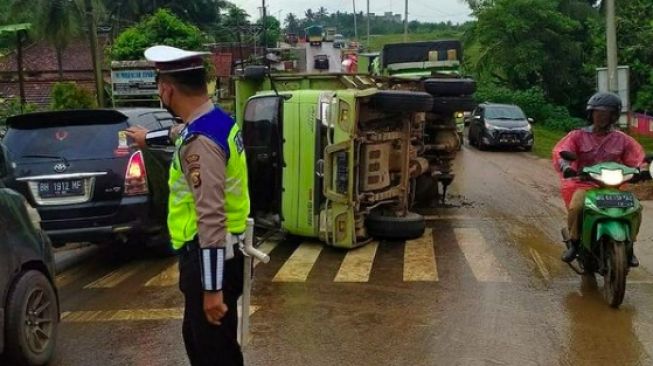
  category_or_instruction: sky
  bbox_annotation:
[233,0,473,25]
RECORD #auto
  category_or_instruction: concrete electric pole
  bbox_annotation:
[606,0,618,94]
[85,0,103,107]
[367,0,370,48]
[353,0,358,40]
[403,0,408,42]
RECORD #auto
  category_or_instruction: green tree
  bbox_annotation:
[110,9,204,61]
[50,82,96,110]
[257,16,280,48]
[465,0,596,111]
[11,0,85,80]
[284,13,300,34]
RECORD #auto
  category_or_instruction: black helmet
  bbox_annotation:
[586,92,622,113]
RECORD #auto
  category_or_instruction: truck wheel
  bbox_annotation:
[424,78,476,96]
[366,211,426,240]
[370,91,433,112]
[432,96,477,114]
[4,270,58,366]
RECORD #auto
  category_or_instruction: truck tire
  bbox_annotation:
[370,91,433,112]
[4,270,58,366]
[424,78,476,96]
[432,96,477,114]
[366,211,426,240]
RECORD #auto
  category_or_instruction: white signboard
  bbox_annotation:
[111,69,158,96]
[596,66,630,112]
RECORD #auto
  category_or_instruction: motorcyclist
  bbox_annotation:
[552,92,645,266]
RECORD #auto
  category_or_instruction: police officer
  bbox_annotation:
[125,45,250,366]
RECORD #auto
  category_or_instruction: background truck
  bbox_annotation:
[235,68,434,248]
[324,27,337,42]
[305,25,324,47]
[361,40,477,202]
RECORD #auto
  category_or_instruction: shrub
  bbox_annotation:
[0,97,38,125]
[50,82,96,110]
[475,84,584,131]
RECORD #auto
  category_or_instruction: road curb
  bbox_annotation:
[54,244,99,274]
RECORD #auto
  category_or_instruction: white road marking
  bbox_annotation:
[454,228,511,282]
[272,242,323,282]
[404,229,438,282]
[334,242,379,282]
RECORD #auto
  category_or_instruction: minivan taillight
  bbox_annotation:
[124,151,148,195]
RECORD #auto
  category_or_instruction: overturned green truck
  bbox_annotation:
[235,69,436,248]
[360,40,477,195]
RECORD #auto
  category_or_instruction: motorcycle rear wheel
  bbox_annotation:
[603,239,628,308]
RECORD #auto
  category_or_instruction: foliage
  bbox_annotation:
[257,16,281,48]
[0,97,38,126]
[50,82,96,110]
[475,84,584,131]
[110,9,204,61]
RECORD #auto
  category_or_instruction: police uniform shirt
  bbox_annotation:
[179,100,227,248]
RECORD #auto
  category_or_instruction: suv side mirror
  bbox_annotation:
[527,117,534,124]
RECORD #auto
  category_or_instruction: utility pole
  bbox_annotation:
[261,0,267,51]
[366,0,370,48]
[606,0,618,94]
[16,30,25,107]
[85,0,103,107]
[403,0,408,42]
[353,0,358,40]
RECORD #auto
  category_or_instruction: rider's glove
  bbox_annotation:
[563,167,577,179]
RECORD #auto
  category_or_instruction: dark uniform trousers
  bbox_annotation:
[179,240,245,366]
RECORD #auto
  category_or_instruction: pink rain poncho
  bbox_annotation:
[552,127,646,207]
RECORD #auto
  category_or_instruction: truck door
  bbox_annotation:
[242,96,283,220]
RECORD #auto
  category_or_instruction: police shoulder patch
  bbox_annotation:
[185,154,200,164]
[189,168,201,188]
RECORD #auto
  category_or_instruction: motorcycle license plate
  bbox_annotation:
[595,193,635,208]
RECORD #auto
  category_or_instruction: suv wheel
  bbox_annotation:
[369,91,434,112]
[424,78,476,96]
[4,270,58,366]
[366,211,426,240]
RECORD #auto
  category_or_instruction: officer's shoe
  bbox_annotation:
[561,241,578,263]
[629,253,640,268]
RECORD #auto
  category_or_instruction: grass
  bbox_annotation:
[366,31,463,52]
[532,125,565,159]
[532,125,653,159]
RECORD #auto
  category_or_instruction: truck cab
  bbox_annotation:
[236,70,432,248]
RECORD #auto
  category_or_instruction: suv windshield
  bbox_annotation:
[485,105,526,120]
[4,122,128,162]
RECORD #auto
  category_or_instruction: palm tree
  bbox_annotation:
[304,9,315,22]
[284,13,299,34]
[11,0,84,80]
[316,6,328,21]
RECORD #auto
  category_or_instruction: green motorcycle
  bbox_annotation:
[560,151,652,308]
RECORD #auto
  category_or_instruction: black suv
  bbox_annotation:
[2,109,175,248]
[0,143,59,366]
[467,103,535,151]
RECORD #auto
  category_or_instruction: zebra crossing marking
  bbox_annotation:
[145,261,179,287]
[454,228,511,283]
[334,241,379,282]
[272,242,323,282]
[404,229,438,282]
[84,262,143,289]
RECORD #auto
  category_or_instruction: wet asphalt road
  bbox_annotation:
[48,144,653,366]
[304,41,342,73]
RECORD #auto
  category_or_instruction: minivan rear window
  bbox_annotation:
[4,122,129,161]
